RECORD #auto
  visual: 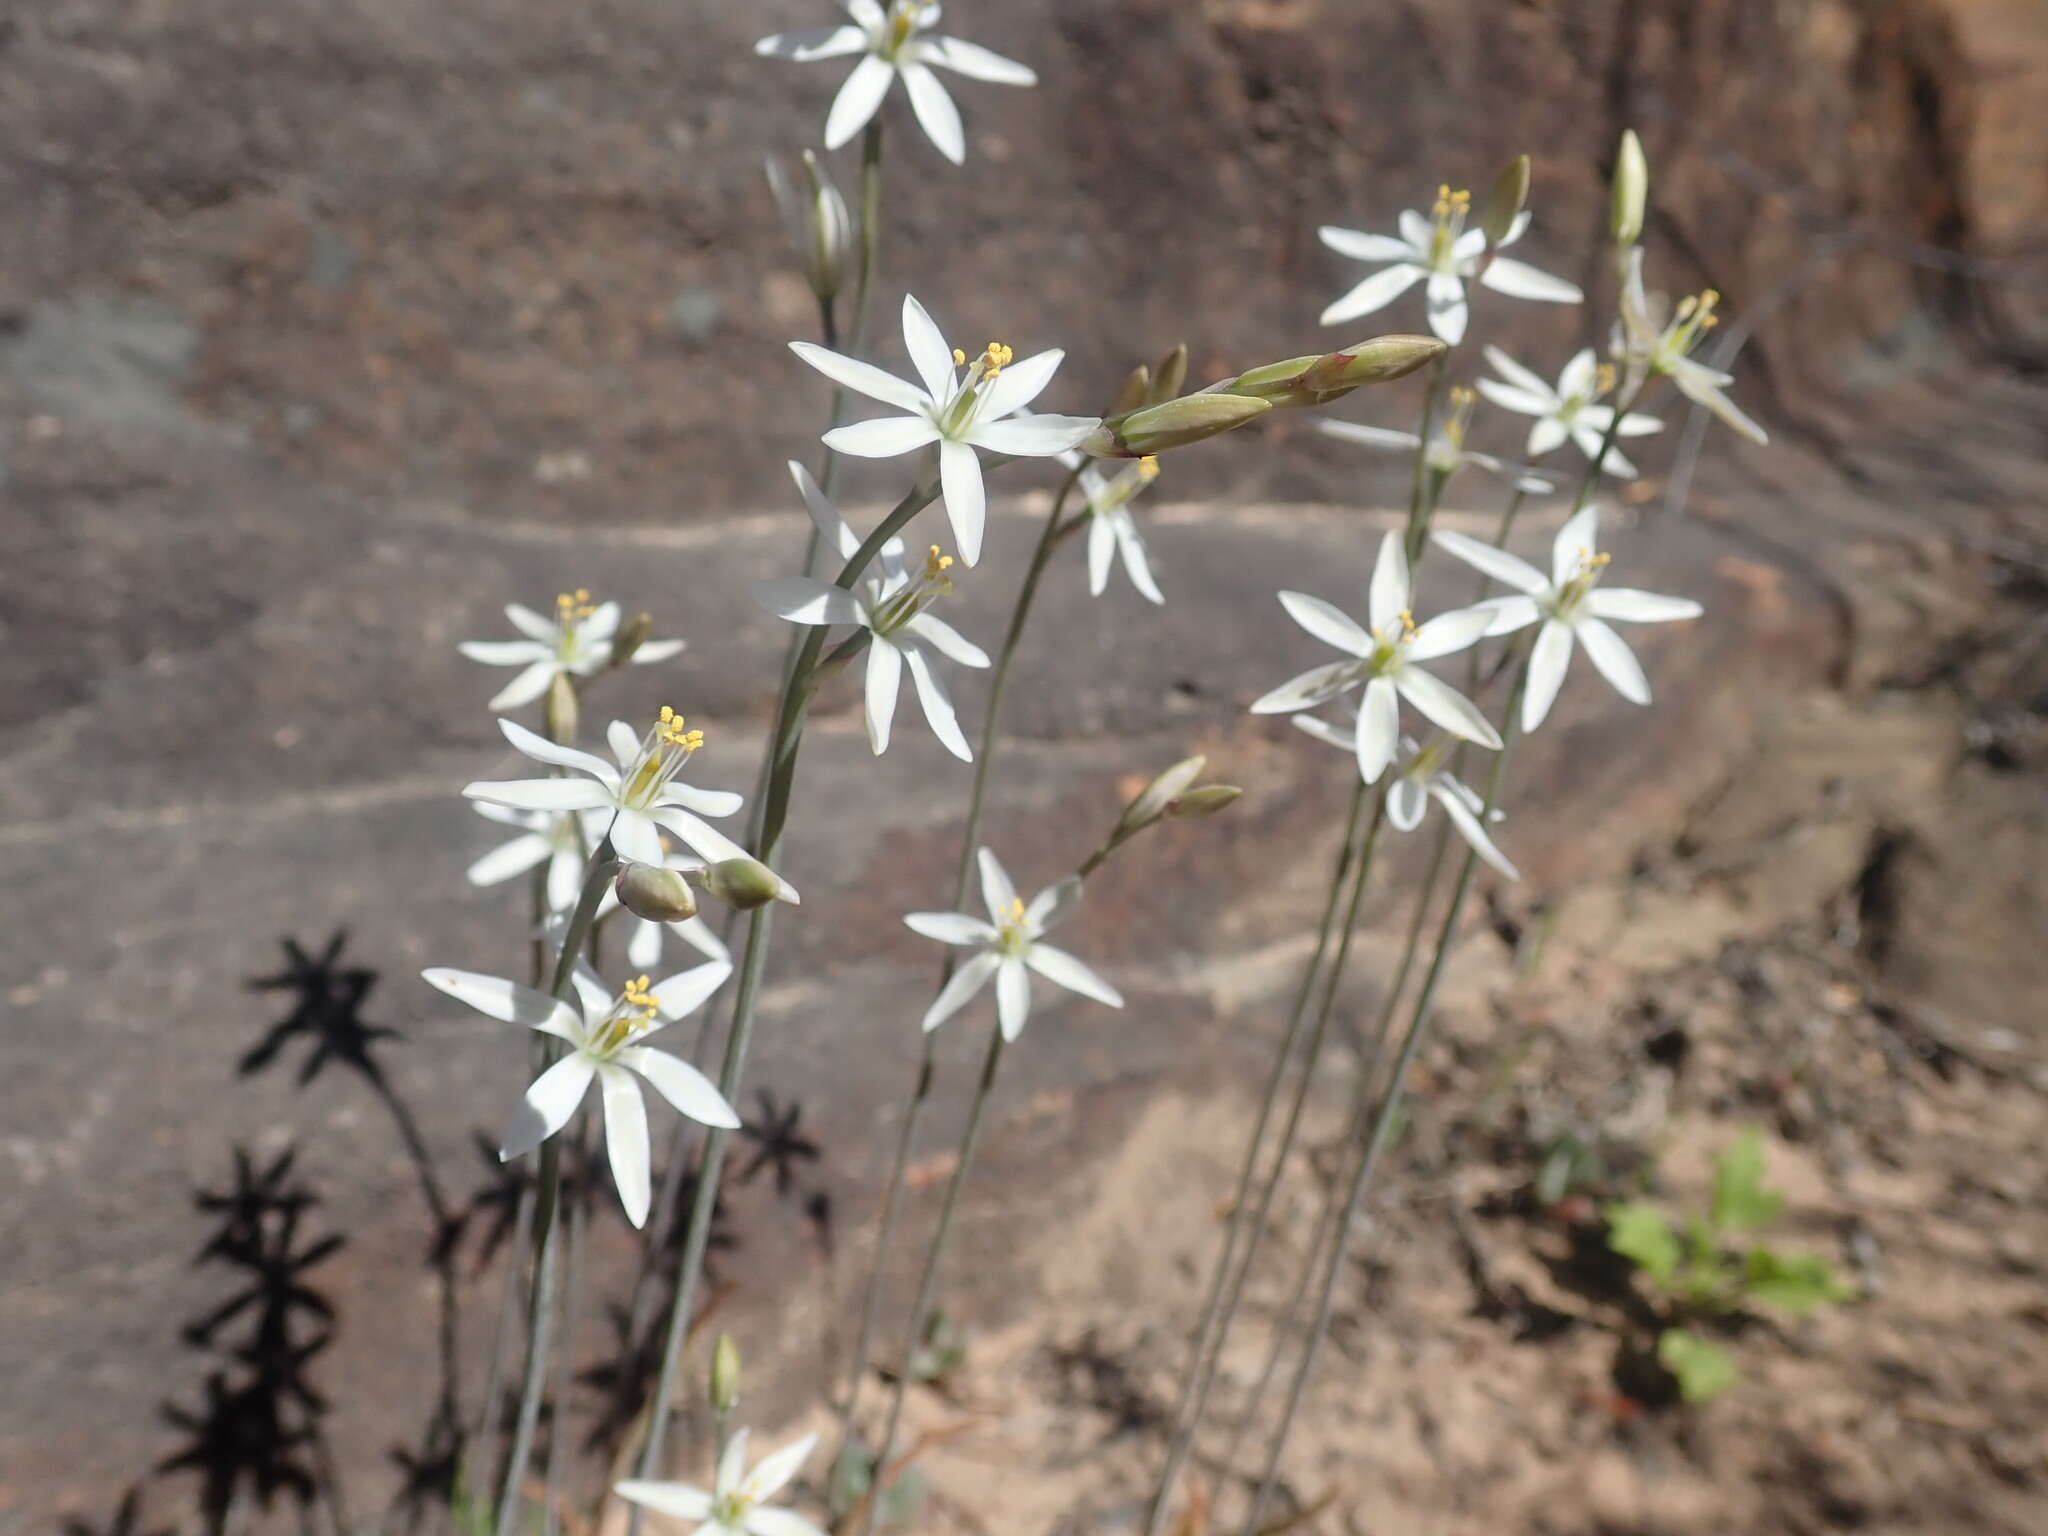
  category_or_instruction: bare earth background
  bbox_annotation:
[3,1,2047,1532]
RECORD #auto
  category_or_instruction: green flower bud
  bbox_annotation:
[609,610,655,669]
[545,672,580,747]
[1482,154,1531,249]
[766,151,854,303]
[1080,393,1271,459]
[1109,363,1152,417]
[710,1333,741,1415]
[1213,336,1444,410]
[1117,754,1206,838]
[1166,784,1242,819]
[616,861,699,923]
[1150,342,1189,404]
[1612,129,1648,247]
[698,857,786,911]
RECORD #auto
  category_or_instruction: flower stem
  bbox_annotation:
[828,467,1085,1490]
[496,840,616,1536]
[626,477,950,1532]
[1238,661,1530,1535]
[1402,355,1449,563]
[1140,780,1381,1535]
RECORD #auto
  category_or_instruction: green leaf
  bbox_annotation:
[1711,1126,1784,1233]
[1605,1201,1681,1287]
[1743,1246,1850,1313]
[1658,1327,1739,1403]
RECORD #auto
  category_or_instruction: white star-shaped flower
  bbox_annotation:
[458,591,683,712]
[1073,452,1165,605]
[423,961,739,1228]
[904,848,1123,1041]
[1249,531,1502,783]
[1431,504,1704,732]
[1612,250,1768,445]
[462,713,797,903]
[1319,185,1582,345]
[1293,722,1519,879]
[789,294,1098,565]
[753,462,991,760]
[1475,346,1663,479]
[1318,384,1554,490]
[757,2,1035,166]
[465,802,600,916]
[617,1428,824,1536]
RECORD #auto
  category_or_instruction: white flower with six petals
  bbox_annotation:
[756,1,1036,166]
[1072,452,1164,605]
[790,295,1098,566]
[1431,505,1704,732]
[1475,346,1663,479]
[617,1428,824,1536]
[458,592,683,712]
[464,801,598,917]
[904,849,1123,1041]
[1294,721,1519,879]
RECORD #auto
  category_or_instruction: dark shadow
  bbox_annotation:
[61,1487,175,1536]
[737,1088,821,1196]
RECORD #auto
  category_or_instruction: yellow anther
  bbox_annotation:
[952,348,966,366]
[1448,384,1475,407]
[1138,456,1161,481]
[978,341,1014,379]
[1006,897,1027,925]
[555,589,598,621]
[1397,607,1418,637]
[1596,362,1618,396]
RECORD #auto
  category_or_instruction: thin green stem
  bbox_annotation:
[1139,779,1376,1536]
[829,468,1084,1491]
[543,1124,591,1536]
[627,477,950,1533]
[1239,662,1530,1535]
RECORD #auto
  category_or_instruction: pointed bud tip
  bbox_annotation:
[1482,154,1531,248]
[1612,130,1648,247]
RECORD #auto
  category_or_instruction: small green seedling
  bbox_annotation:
[1604,1127,1851,1403]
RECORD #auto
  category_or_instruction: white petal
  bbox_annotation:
[1393,666,1503,749]
[628,916,663,971]
[903,642,973,760]
[790,460,861,562]
[969,412,1097,457]
[1318,419,1423,455]
[1474,593,1544,636]
[1387,775,1427,830]
[597,1064,652,1228]
[918,35,1036,85]
[1480,256,1584,305]
[1473,379,1553,419]
[821,414,943,459]
[1086,511,1115,596]
[607,719,642,768]
[1114,514,1164,605]
[1482,344,1554,401]
[615,1482,714,1522]
[499,717,621,786]
[676,915,729,964]
[1279,590,1373,657]
[1291,713,1352,752]
[747,1510,828,1536]
[1671,359,1769,444]
[1368,530,1411,634]
[617,1047,740,1130]
[900,294,958,402]
[1318,225,1413,262]
[1429,529,1548,594]
[568,965,613,1026]
[1424,272,1468,344]
[466,833,552,888]
[649,808,752,869]
[755,576,865,627]
[975,347,1064,421]
[1523,619,1575,731]
[460,639,550,666]
[1025,943,1122,1008]
[1397,209,1433,250]
[547,846,587,915]
[630,637,685,664]
[995,955,1032,1040]
[864,637,904,754]
[1556,348,1598,400]
[790,340,931,414]
[1025,876,1082,933]
[824,51,897,150]
[899,61,965,164]
[1551,504,1602,586]
[1615,410,1665,438]
[938,439,987,565]
[463,778,612,813]
[923,949,999,1031]
[977,846,1018,918]
[1584,587,1703,624]
[505,603,559,642]
[905,911,1000,945]
[755,24,868,60]
[847,0,885,27]
[500,1053,595,1161]
[649,961,733,1021]
[1498,209,1533,247]
[654,783,743,819]
[1433,784,1520,880]
[1356,675,1401,783]
[1574,617,1651,705]
[739,1433,818,1506]
[1528,416,1572,457]
[1318,263,1424,327]
[1452,227,1487,265]
[1406,604,1495,661]
[422,968,579,1038]
[1250,659,1357,715]
[900,612,989,667]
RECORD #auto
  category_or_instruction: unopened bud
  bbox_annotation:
[1301,334,1445,395]
[1167,784,1242,819]
[699,857,788,911]
[545,672,580,746]
[1150,343,1189,404]
[616,861,699,923]
[1082,393,1270,458]
[609,610,655,668]
[710,1333,741,1414]
[1611,130,1647,248]
[1109,364,1151,417]
[766,151,855,302]
[1482,154,1530,248]
[1118,755,1206,838]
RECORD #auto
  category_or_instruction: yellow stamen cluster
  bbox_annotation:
[621,973,658,1011]
[655,705,704,753]
[1677,289,1722,328]
[1432,185,1472,219]
[1372,609,1421,645]
[555,588,596,623]
[1596,363,1619,396]
[1574,548,1614,578]
[980,342,1014,379]
[923,544,956,590]
[1006,897,1028,926]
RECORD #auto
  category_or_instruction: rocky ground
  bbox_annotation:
[2,1,2045,1533]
